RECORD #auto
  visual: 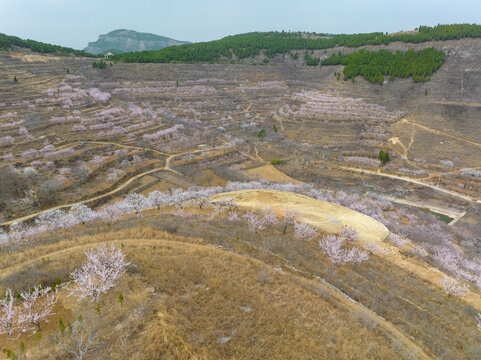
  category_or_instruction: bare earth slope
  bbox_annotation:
[213,189,388,243]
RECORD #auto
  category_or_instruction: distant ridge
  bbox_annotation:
[0,32,93,57]
[114,23,481,64]
[84,29,190,55]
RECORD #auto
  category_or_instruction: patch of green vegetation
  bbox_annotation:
[304,51,320,66]
[322,48,445,84]
[113,24,481,64]
[379,150,390,164]
[271,159,286,165]
[420,208,453,223]
[257,129,266,140]
[92,60,107,69]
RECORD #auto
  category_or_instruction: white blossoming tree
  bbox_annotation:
[19,284,58,332]
[69,245,130,303]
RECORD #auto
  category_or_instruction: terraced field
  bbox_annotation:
[1,40,481,359]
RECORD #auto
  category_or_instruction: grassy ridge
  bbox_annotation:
[114,24,480,64]
[0,33,95,57]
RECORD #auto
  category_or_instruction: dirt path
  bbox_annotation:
[0,144,231,228]
[449,211,467,226]
[78,140,170,156]
[388,124,421,170]
[401,118,481,149]
[334,163,479,204]
[421,166,481,181]
[273,113,285,131]
[0,166,166,227]
[216,136,257,161]
[253,145,263,161]
[381,195,463,220]
[433,100,481,108]
[381,195,467,226]
[247,146,303,183]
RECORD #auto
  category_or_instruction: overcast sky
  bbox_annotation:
[1,0,480,50]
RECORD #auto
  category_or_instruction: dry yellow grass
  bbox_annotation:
[0,232,415,359]
[213,189,388,243]
[1,208,479,358]
[245,164,304,184]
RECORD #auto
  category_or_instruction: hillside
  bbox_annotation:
[113,24,481,64]
[0,33,94,57]
[0,23,481,359]
[84,29,190,54]
[112,24,481,83]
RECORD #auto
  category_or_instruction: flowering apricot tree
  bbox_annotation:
[69,245,130,303]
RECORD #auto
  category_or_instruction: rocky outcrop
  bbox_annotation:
[84,29,189,54]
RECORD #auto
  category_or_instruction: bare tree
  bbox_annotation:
[319,234,369,265]
[193,195,210,209]
[282,209,299,234]
[123,193,149,215]
[37,179,62,207]
[52,316,100,360]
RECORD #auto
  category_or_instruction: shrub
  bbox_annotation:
[37,180,62,207]
[379,150,390,164]
[271,159,285,165]
[257,129,266,140]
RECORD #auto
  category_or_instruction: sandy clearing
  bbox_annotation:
[246,164,304,184]
[212,189,388,243]
[8,53,62,62]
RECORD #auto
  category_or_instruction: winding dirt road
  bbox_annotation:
[0,143,232,228]
[335,163,479,204]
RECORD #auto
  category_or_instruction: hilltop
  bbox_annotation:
[84,29,190,54]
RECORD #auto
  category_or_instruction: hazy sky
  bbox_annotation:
[1,0,480,50]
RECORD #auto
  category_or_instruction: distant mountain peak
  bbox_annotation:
[83,29,190,54]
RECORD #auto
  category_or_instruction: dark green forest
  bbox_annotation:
[0,33,94,57]
[114,24,481,63]
[322,48,446,84]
